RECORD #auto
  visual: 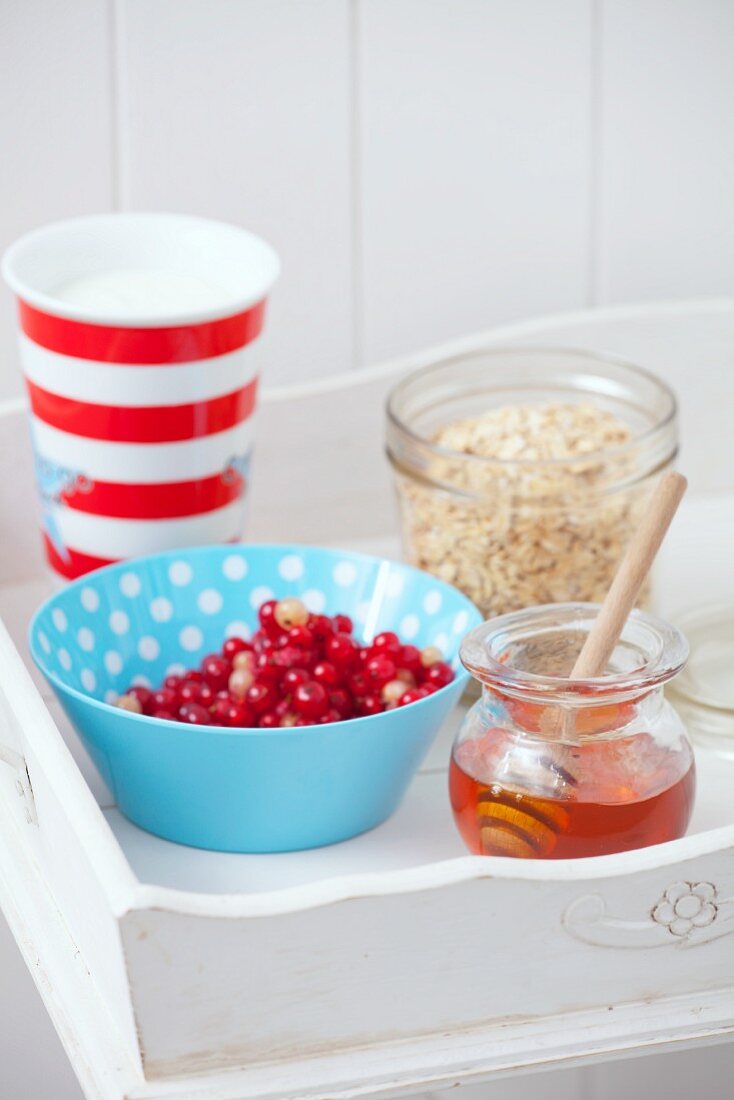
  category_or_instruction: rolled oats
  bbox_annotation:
[396,402,650,618]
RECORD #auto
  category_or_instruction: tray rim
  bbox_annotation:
[3,294,734,920]
[5,569,734,921]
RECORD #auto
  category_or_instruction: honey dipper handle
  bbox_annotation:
[570,471,687,679]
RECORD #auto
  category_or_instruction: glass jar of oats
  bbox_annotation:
[386,348,678,619]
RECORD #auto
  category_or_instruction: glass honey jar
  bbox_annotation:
[450,603,695,859]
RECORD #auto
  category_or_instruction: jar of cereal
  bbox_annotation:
[385,348,678,620]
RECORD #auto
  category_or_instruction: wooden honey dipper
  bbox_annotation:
[476,470,688,858]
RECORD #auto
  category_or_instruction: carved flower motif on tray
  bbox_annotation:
[563,879,732,949]
[651,881,718,937]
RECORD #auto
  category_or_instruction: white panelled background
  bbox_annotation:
[2,2,734,1097]
[2,0,734,400]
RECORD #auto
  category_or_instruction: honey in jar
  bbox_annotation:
[450,603,694,859]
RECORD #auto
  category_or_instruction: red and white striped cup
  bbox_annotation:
[2,213,279,580]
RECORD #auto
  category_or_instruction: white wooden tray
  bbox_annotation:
[2,301,734,1100]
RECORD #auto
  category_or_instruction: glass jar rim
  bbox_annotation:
[460,602,689,701]
[386,346,678,473]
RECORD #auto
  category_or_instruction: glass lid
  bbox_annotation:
[670,601,734,712]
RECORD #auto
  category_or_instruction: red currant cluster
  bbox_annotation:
[116,596,454,728]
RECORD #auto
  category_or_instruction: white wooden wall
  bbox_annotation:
[2,0,734,401]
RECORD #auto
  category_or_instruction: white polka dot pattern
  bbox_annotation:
[81,669,96,692]
[198,589,223,614]
[400,614,420,640]
[149,596,173,622]
[179,625,204,652]
[278,554,304,581]
[225,621,251,640]
[32,547,480,711]
[119,572,142,598]
[138,636,160,661]
[169,560,193,586]
[249,585,274,609]
[333,561,358,587]
[222,555,248,581]
[355,600,371,623]
[386,573,404,598]
[109,610,130,635]
[303,589,326,613]
[423,590,442,615]
[80,587,99,612]
[453,610,470,634]
[104,651,123,675]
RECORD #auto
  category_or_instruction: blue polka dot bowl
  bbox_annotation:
[30,544,481,852]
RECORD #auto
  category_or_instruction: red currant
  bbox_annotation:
[254,651,282,688]
[197,683,214,707]
[287,624,314,648]
[258,712,280,729]
[347,671,369,699]
[293,681,329,719]
[326,632,358,670]
[164,674,183,691]
[329,688,353,718]
[332,613,353,635]
[365,655,396,687]
[399,687,429,706]
[399,645,422,675]
[252,629,274,652]
[223,701,254,727]
[151,708,176,721]
[178,702,211,725]
[312,660,340,688]
[128,685,152,710]
[272,645,309,672]
[245,682,276,715]
[184,668,204,683]
[201,655,230,692]
[209,697,233,724]
[258,600,284,638]
[358,693,384,716]
[222,636,251,659]
[319,708,343,724]
[179,681,203,705]
[151,687,177,712]
[424,661,454,689]
[282,667,310,693]
[308,614,333,642]
[372,631,400,655]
